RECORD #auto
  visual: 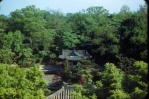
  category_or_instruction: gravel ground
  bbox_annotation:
[41,65,62,84]
[42,74,55,85]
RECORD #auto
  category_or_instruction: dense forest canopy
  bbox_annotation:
[0,3,148,99]
[0,4,147,65]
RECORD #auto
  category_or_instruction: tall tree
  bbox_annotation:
[97,63,128,98]
[122,61,148,99]
[9,5,54,53]
[0,15,9,33]
[69,12,95,46]
[45,10,80,51]
[119,4,147,61]
[0,30,33,64]
[85,7,120,63]
[0,64,48,99]
[8,5,55,63]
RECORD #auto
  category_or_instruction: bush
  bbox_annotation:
[49,52,57,63]
[17,59,34,67]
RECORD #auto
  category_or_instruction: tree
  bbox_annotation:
[0,49,14,64]
[83,6,120,63]
[119,5,132,21]
[49,52,56,63]
[0,15,9,34]
[55,31,80,51]
[0,30,33,65]
[9,5,54,51]
[97,63,125,98]
[71,84,96,99]
[69,12,95,47]
[0,64,48,99]
[82,68,93,85]
[69,63,84,83]
[8,5,54,63]
[63,60,70,74]
[130,87,147,99]
[116,54,136,73]
[108,89,130,99]
[0,31,25,64]
[122,61,148,99]
[72,83,97,99]
[45,10,80,51]
[71,84,85,99]
[119,4,147,61]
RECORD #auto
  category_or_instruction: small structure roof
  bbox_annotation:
[58,49,92,61]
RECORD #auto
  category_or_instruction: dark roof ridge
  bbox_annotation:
[73,49,83,57]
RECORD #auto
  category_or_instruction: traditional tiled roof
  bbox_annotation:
[58,49,92,61]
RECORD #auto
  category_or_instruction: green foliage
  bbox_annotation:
[0,30,33,64]
[9,5,54,54]
[49,52,56,63]
[119,5,132,21]
[71,84,91,99]
[73,84,83,93]
[119,4,147,61]
[130,87,147,99]
[1,31,14,50]
[45,10,76,51]
[55,31,80,51]
[95,81,103,89]
[89,94,97,99]
[63,60,95,84]
[17,59,34,68]
[0,3,148,99]
[94,61,147,99]
[96,63,125,98]
[116,54,136,73]
[72,84,97,99]
[1,3,147,65]
[63,60,70,74]
[79,60,97,68]
[100,63,124,89]
[108,89,130,99]
[71,63,84,79]
[69,12,95,46]
[71,84,84,99]
[0,64,48,99]
[122,61,148,99]
[86,7,120,56]
[133,61,148,76]
[0,15,8,33]
[140,49,147,61]
[0,49,14,64]
[82,68,93,85]
[21,48,33,58]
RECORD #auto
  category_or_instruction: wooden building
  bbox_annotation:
[58,49,92,66]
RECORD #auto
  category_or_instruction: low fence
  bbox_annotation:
[46,85,74,99]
